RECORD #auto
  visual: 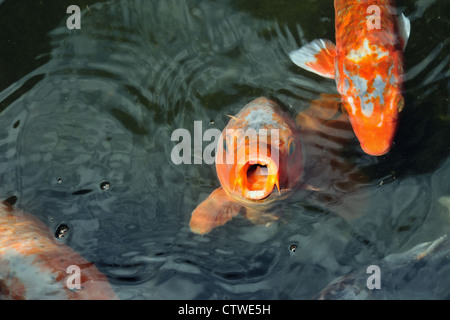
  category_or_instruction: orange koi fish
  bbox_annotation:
[0,201,118,299]
[190,97,303,235]
[190,95,367,235]
[290,0,411,156]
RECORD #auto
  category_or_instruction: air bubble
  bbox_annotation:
[4,195,17,206]
[100,181,111,190]
[55,224,70,239]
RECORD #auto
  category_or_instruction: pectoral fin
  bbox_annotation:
[189,187,242,235]
[398,13,411,51]
[289,39,337,79]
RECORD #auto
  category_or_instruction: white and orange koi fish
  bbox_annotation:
[0,201,118,299]
[290,0,411,156]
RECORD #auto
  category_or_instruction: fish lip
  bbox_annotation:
[235,155,279,201]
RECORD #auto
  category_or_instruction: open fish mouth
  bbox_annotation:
[234,155,280,200]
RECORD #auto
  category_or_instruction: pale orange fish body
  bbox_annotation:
[290,0,410,156]
[0,202,118,299]
[296,94,369,220]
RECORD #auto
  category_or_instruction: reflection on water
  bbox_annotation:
[0,0,449,299]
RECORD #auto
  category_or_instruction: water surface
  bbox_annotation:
[0,0,449,299]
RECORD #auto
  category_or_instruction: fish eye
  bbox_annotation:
[288,137,295,155]
[397,96,405,113]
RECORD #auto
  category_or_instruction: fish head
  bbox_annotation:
[215,97,303,204]
[342,91,403,156]
[339,50,405,156]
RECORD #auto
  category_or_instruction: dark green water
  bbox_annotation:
[0,0,449,299]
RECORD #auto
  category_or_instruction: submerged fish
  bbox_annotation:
[190,95,368,235]
[290,0,411,156]
[316,235,450,299]
[0,201,118,299]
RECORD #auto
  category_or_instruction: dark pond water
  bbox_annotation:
[0,0,449,299]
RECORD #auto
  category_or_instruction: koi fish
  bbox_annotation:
[316,235,450,299]
[189,95,367,235]
[289,0,411,156]
[0,201,118,299]
[190,97,303,235]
